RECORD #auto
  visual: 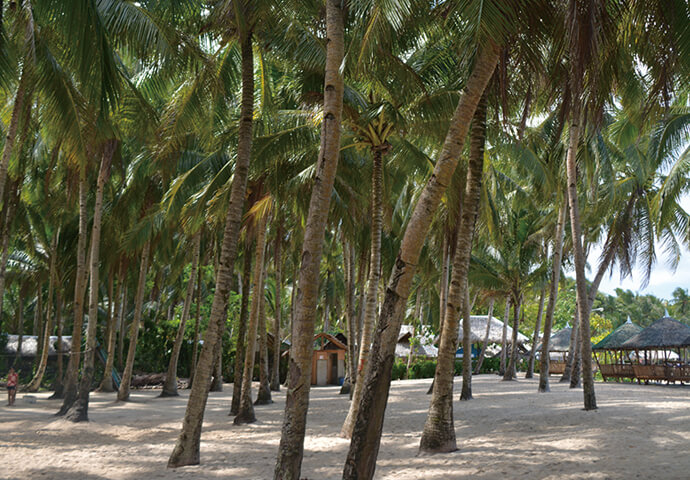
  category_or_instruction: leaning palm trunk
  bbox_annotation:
[99,264,124,392]
[419,91,489,453]
[230,245,252,414]
[503,297,523,381]
[161,233,201,397]
[341,146,384,439]
[57,169,90,413]
[474,298,495,374]
[526,282,546,379]
[273,3,345,477]
[26,229,60,392]
[168,31,255,468]
[271,219,283,391]
[538,202,567,392]
[67,141,115,421]
[234,213,269,423]
[343,44,500,479]
[117,239,151,402]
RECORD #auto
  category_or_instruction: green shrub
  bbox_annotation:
[391,360,407,381]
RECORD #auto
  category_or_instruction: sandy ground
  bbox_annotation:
[1,375,689,479]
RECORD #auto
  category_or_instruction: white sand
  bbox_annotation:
[1,376,689,479]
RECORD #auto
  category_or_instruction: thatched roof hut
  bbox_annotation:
[5,335,72,357]
[593,319,643,351]
[449,315,529,345]
[396,325,438,358]
[620,317,690,350]
[536,327,572,352]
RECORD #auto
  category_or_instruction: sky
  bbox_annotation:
[582,196,690,301]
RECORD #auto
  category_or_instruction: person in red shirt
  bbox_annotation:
[6,366,18,406]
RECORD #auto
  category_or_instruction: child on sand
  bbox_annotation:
[6,367,18,406]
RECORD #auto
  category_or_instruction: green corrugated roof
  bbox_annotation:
[593,321,643,350]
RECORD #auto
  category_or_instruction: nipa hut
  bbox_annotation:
[620,315,690,383]
[311,333,347,386]
[396,325,438,359]
[592,317,643,381]
[535,326,572,375]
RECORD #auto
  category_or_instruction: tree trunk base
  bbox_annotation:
[65,399,89,423]
[426,379,434,395]
[210,381,223,392]
[159,389,179,398]
[168,443,200,468]
[339,380,351,395]
[583,391,597,410]
[524,371,533,379]
[269,383,280,392]
[233,408,257,425]
[254,387,272,405]
[96,383,114,393]
[418,437,458,456]
[460,389,472,401]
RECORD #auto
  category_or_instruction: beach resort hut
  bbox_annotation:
[5,335,72,357]
[456,315,530,345]
[536,326,572,375]
[311,333,347,386]
[396,325,438,359]
[620,316,690,383]
[592,318,643,381]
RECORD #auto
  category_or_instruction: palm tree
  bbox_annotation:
[274,1,346,476]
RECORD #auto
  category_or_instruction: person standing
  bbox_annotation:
[6,367,18,406]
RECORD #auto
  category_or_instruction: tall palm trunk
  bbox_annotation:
[26,228,60,391]
[0,65,28,207]
[341,238,357,394]
[419,91,489,453]
[117,239,151,402]
[168,30,255,468]
[255,263,273,405]
[188,263,203,389]
[499,298,509,376]
[230,244,252,414]
[438,236,450,328]
[161,233,201,397]
[460,91,488,401]
[526,281,547,379]
[0,180,21,320]
[343,44,500,479]
[474,298,495,374]
[538,202,567,392]
[341,146,384,439]
[565,98,596,409]
[100,263,124,392]
[117,284,128,370]
[503,296,522,381]
[560,309,579,383]
[234,213,269,423]
[67,140,116,421]
[57,168,90,412]
[274,2,345,477]
[53,292,64,394]
[271,219,283,391]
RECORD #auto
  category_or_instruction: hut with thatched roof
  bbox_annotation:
[592,318,643,381]
[535,326,572,375]
[454,316,529,345]
[620,315,690,382]
[396,325,437,359]
[5,335,72,357]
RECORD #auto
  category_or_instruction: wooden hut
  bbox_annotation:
[311,333,347,386]
[620,316,690,383]
[592,318,643,381]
